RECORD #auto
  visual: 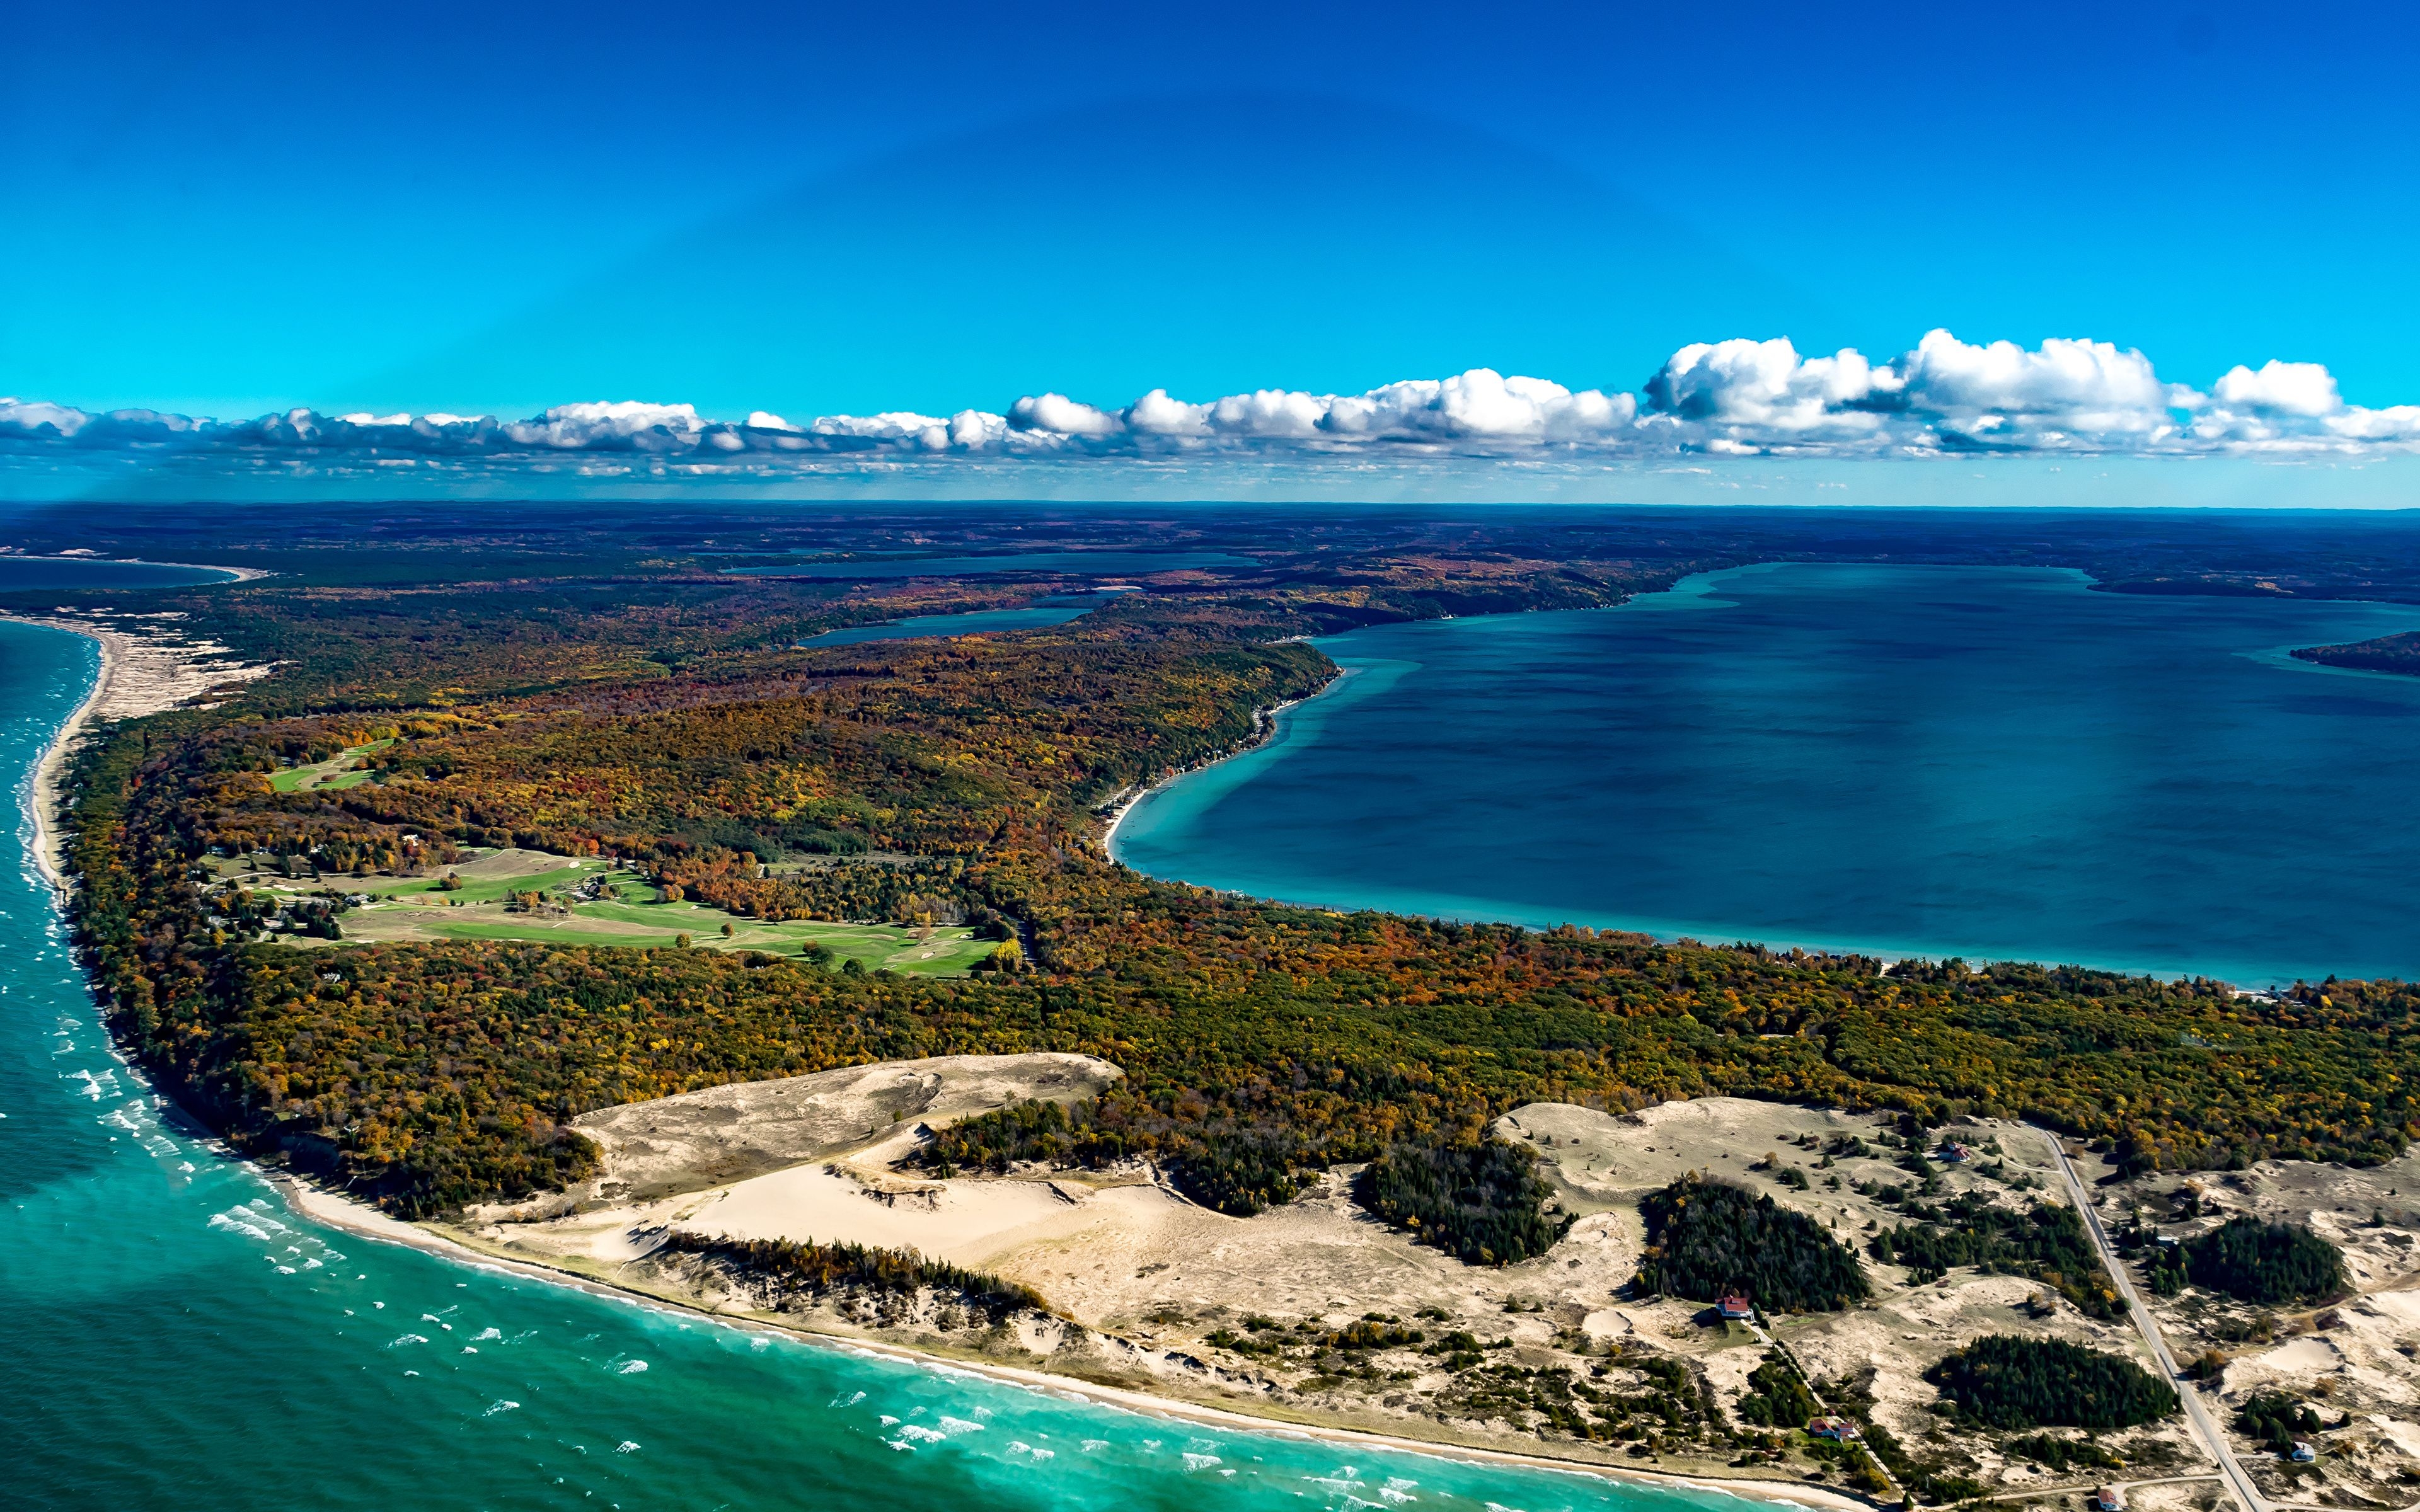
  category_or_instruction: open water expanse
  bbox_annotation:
[1115,562,2420,987]
[0,577,1714,1509]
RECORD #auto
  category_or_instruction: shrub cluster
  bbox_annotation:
[660,1232,1045,1322]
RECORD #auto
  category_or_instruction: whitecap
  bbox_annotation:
[474,1327,502,1342]
[481,1400,521,1417]
[936,1415,984,1434]
[462,1346,479,1354]
[1182,1452,1223,1472]
[1081,1440,1109,1453]
[894,1424,947,1444]
[372,1301,385,1310]
[1007,1441,1055,1462]
[275,1264,296,1274]
[388,1334,427,1348]
[879,1416,900,1428]
[885,1439,918,1453]
[615,1360,647,1375]
[614,1441,640,1455]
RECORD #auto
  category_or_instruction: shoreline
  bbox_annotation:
[1099,676,1341,861]
[272,1173,1873,1512]
[21,622,118,891]
[0,551,270,582]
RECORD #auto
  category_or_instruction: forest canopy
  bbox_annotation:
[1352,1139,1572,1267]
[1635,1176,1870,1312]
[1924,1335,2179,1431]
[2177,1217,2348,1305]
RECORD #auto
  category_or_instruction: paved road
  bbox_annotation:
[2038,1131,2271,1512]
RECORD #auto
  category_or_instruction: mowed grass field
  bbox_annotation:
[245,848,996,975]
[267,738,393,793]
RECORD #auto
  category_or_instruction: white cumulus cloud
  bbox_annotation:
[6,335,2416,466]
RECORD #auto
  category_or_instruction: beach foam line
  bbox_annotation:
[264,1177,1872,1512]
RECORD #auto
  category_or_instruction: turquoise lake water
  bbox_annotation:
[0,592,1710,1508]
[1114,563,2420,987]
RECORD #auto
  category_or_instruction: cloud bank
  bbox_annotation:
[8,331,2417,464]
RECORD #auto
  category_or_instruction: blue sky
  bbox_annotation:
[8,0,2418,427]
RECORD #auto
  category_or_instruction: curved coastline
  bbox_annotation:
[20,621,107,891]
[271,1173,1867,1512]
[1099,675,1343,861]
[15,590,1860,1512]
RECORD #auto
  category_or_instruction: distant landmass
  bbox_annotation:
[2294,629,2420,675]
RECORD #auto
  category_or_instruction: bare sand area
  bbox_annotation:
[289,1059,2420,1508]
[430,1079,2412,1504]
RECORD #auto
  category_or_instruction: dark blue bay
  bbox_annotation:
[1114,563,2420,987]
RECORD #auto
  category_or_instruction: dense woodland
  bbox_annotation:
[1923,1335,2179,1431]
[1635,1176,1871,1312]
[1351,1139,1572,1265]
[2168,1217,2348,1304]
[43,512,2420,1228]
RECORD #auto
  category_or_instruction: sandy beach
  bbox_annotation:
[270,1172,1873,1512]
[1100,680,1335,858]
[11,604,273,890]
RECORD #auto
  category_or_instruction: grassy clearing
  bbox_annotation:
[327,902,990,975]
[222,847,609,902]
[252,849,994,975]
[268,738,393,793]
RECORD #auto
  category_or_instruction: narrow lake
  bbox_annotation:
[1114,563,2420,986]
[798,602,1097,646]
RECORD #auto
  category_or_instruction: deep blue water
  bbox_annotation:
[1,568,1699,1509]
[799,602,1096,646]
[0,554,238,590]
[1115,563,2420,987]
[727,551,1253,579]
